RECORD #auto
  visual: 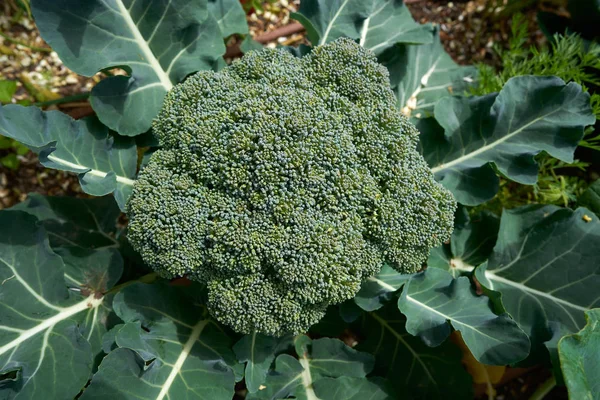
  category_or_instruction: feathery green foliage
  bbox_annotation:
[127,38,456,336]
[472,14,600,210]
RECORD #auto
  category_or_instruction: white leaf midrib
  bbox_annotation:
[47,154,135,186]
[319,0,351,45]
[450,259,590,313]
[0,294,103,356]
[114,0,173,90]
[431,108,563,174]
[155,320,208,400]
[483,269,589,312]
[298,353,320,400]
[404,294,506,343]
[367,276,398,292]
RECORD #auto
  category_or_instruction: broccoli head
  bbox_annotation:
[127,38,456,336]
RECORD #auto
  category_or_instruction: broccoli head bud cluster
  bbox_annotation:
[127,38,456,336]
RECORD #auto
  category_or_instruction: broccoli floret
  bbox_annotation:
[127,38,456,336]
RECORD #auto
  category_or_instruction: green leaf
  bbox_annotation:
[0,211,112,399]
[357,0,432,53]
[357,304,473,399]
[56,247,123,293]
[473,206,600,353]
[398,268,530,365]
[313,376,395,399]
[246,354,304,400]
[233,333,291,393]
[248,336,375,400]
[208,0,248,37]
[55,247,123,360]
[579,179,600,217]
[420,76,596,205]
[101,323,124,354]
[31,0,225,136]
[82,282,237,399]
[0,106,137,210]
[0,80,18,104]
[558,309,600,400]
[353,264,410,311]
[428,210,500,275]
[291,0,431,54]
[291,0,369,47]
[381,26,475,116]
[11,193,121,249]
[0,153,20,170]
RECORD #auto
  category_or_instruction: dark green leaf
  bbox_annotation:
[31,0,225,136]
[0,106,137,210]
[421,76,595,205]
[11,193,121,248]
[246,354,304,400]
[357,304,472,399]
[101,323,124,354]
[357,0,432,53]
[291,0,431,54]
[428,210,500,275]
[82,282,238,399]
[558,309,600,400]
[473,206,600,354]
[56,247,123,293]
[290,0,368,47]
[381,26,475,117]
[0,211,113,399]
[313,376,396,399]
[249,336,375,400]
[353,264,410,311]
[398,268,530,365]
[233,333,292,393]
[208,0,248,37]
[579,179,600,217]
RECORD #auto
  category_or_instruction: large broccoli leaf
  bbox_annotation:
[233,333,292,393]
[81,282,239,400]
[357,303,473,399]
[428,209,500,275]
[291,0,431,53]
[381,26,476,117]
[462,206,600,363]
[247,335,381,400]
[353,264,410,312]
[0,105,137,210]
[558,309,600,400]
[208,0,249,37]
[11,193,121,249]
[0,211,120,399]
[31,0,225,136]
[398,268,530,365]
[419,76,596,205]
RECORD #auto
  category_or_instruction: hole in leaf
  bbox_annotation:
[0,367,21,382]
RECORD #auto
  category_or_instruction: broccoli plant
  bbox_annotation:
[0,1,598,399]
